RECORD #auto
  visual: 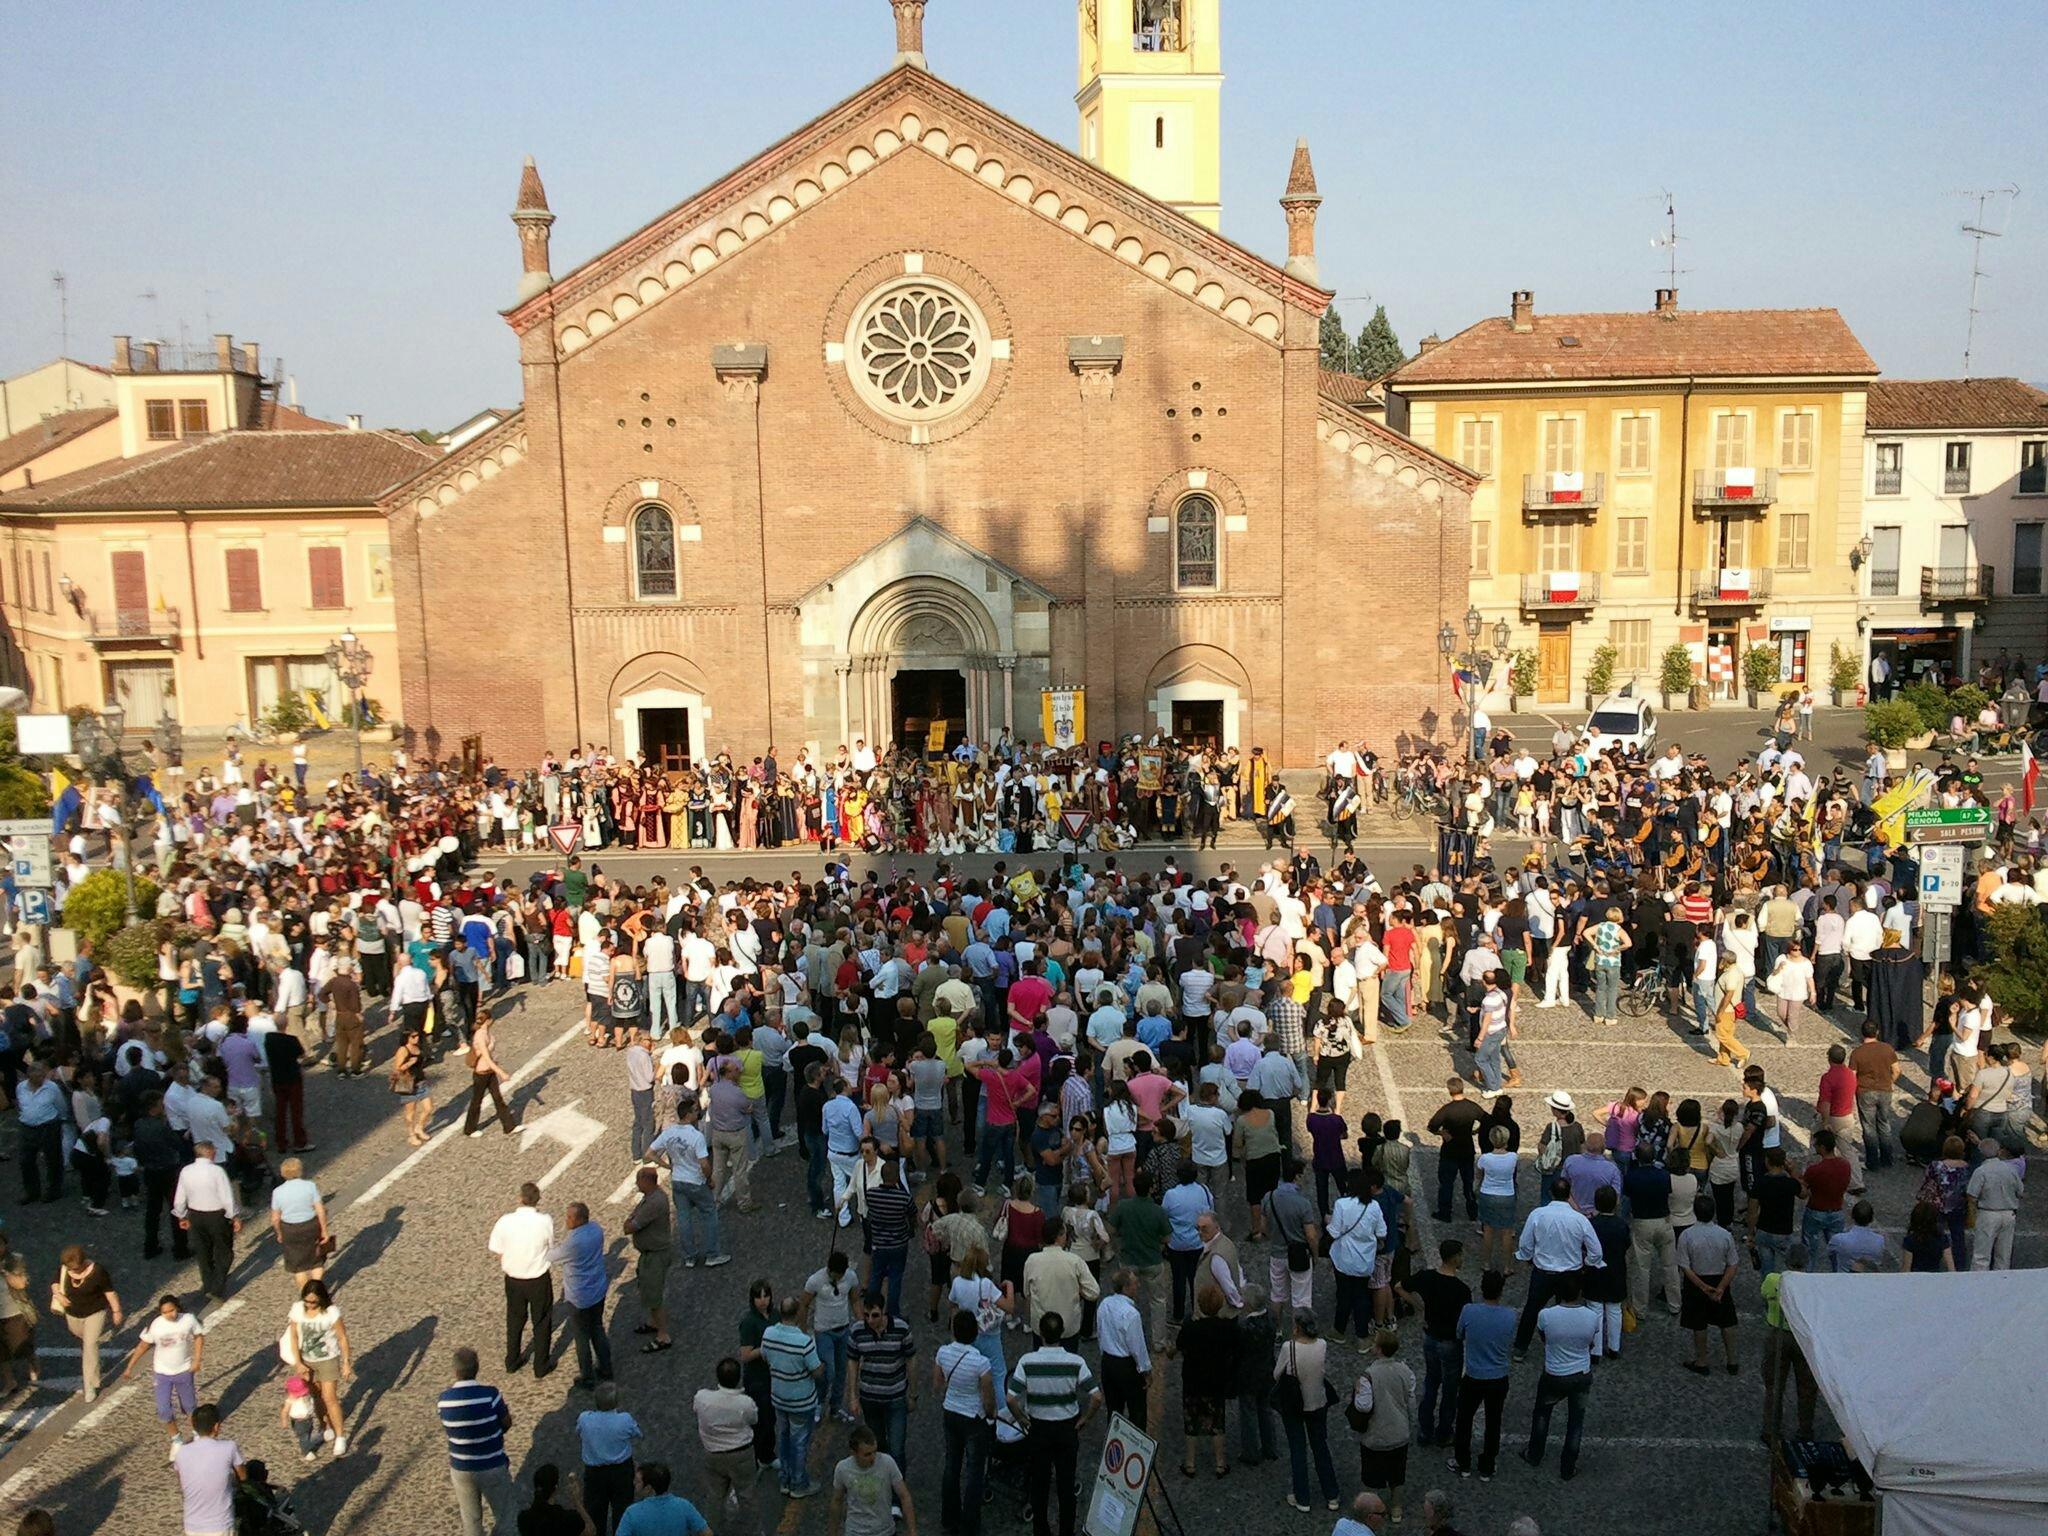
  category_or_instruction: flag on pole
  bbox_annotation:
[2025,738,2039,812]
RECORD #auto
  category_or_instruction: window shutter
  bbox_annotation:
[308,546,345,608]
[225,548,263,612]
[111,550,149,619]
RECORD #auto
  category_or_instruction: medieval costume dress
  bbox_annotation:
[707,764,735,849]
[664,779,690,849]
[1245,749,1272,822]
[580,787,605,852]
[738,779,759,849]
[611,777,640,849]
[640,775,667,850]
[819,775,841,852]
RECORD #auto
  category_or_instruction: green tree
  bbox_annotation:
[1984,904,2048,1031]
[1352,305,1405,379]
[1318,305,1353,374]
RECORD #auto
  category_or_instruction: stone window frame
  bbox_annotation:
[821,252,1012,447]
[1171,491,1221,592]
[631,502,680,602]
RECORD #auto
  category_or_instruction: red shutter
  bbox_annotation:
[225,548,262,612]
[111,550,148,621]
[307,546,344,609]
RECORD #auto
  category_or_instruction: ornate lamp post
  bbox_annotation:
[1437,610,1514,759]
[324,628,374,777]
[78,707,138,925]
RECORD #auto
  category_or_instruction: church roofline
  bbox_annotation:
[1316,396,1480,491]
[505,63,1329,344]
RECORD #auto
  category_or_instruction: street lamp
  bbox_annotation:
[324,627,375,777]
[82,708,138,926]
[1442,612,1515,760]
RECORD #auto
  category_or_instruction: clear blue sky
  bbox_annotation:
[6,1,2043,428]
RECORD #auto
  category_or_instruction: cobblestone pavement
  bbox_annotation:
[2,926,2037,1536]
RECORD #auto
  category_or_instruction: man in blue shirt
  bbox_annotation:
[821,1079,867,1217]
[1159,1162,1214,1323]
[578,1381,644,1532]
[1452,1268,1517,1479]
[616,1462,710,1536]
[549,1202,612,1388]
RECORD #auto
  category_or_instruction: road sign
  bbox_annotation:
[1921,906,1951,966]
[547,823,582,857]
[1086,1414,1156,1536]
[8,837,50,889]
[1917,843,1966,910]
[17,889,50,926]
[0,819,52,840]
[1905,806,1993,845]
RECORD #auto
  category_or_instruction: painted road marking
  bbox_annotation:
[518,1099,607,1191]
[351,1019,585,1209]
[1369,1033,1433,1254]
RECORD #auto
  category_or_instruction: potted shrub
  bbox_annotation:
[1506,648,1538,711]
[1827,642,1859,707]
[1583,644,1617,710]
[1864,699,1924,769]
[60,868,163,948]
[1658,644,1694,710]
[261,690,313,744]
[98,917,200,1025]
[1741,644,1780,709]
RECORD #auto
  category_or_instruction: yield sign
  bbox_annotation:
[1061,808,1090,840]
[548,823,582,857]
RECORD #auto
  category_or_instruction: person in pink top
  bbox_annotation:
[1125,1055,1187,1136]
[1007,963,1055,1034]
[1600,1087,1646,1162]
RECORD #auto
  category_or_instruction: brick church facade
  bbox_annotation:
[386,3,1473,768]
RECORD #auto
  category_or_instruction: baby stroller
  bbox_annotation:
[235,1462,305,1535]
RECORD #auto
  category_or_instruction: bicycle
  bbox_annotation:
[1390,779,1442,823]
[1618,967,1665,1019]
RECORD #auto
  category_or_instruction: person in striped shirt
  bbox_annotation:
[1007,1314,1101,1536]
[762,1297,826,1498]
[439,1346,514,1536]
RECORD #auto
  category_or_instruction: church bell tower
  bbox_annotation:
[1076,0,1223,230]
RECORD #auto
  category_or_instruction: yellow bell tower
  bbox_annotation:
[1076,0,1222,230]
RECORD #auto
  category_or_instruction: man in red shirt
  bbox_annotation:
[1815,1044,1863,1192]
[1381,909,1417,1030]
[1794,1129,1853,1269]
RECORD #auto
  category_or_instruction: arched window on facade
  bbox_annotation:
[633,504,677,599]
[1173,493,1219,590]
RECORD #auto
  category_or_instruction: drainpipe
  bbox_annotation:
[179,510,205,659]
[1673,376,1695,617]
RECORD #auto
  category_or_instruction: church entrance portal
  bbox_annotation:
[638,707,693,772]
[891,668,965,752]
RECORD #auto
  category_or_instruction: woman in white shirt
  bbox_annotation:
[945,1245,1015,1379]
[1101,1082,1139,1204]
[1475,1126,1519,1272]
[1764,940,1815,1043]
[286,1278,353,1455]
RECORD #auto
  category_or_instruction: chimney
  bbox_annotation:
[1510,290,1534,332]
[1278,138,1323,285]
[112,336,132,373]
[891,0,927,69]
[1654,287,1679,315]
[138,341,160,371]
[214,332,235,370]
[1418,333,1441,353]
[510,155,557,306]
[346,414,362,431]
[241,341,260,374]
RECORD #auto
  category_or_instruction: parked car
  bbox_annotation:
[1581,696,1657,755]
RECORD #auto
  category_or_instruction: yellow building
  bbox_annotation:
[1387,289,1877,705]
[1077,0,1222,229]
[0,372,433,731]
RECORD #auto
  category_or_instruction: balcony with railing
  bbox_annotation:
[86,606,181,650]
[1690,569,1772,609]
[1873,467,1903,496]
[1944,466,1972,496]
[1519,572,1601,614]
[1520,471,1604,518]
[1921,564,1993,607]
[1868,568,1901,598]
[1693,467,1777,512]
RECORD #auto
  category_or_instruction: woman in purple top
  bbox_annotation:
[1305,1090,1349,1217]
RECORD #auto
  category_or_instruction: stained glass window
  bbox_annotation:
[1174,494,1218,590]
[633,504,677,598]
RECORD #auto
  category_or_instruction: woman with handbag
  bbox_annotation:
[389,1026,432,1147]
[1272,1310,1340,1512]
[1348,1328,1416,1525]
[1169,1284,1239,1478]
[0,1252,40,1395]
[269,1156,333,1290]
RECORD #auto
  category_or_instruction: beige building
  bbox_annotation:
[0,407,434,730]
[1388,290,1877,705]
[0,357,114,442]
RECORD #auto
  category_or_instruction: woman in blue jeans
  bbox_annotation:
[1274,1311,1341,1511]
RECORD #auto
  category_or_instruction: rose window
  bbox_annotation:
[846,279,990,422]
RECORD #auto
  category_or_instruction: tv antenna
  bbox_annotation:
[137,287,163,343]
[50,271,69,357]
[1957,185,2018,377]
[1650,190,1689,290]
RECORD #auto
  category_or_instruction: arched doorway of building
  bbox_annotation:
[892,667,967,751]
[845,577,1006,747]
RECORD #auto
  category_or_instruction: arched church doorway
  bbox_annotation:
[892,668,967,751]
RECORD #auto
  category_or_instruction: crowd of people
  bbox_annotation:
[3,695,2041,1536]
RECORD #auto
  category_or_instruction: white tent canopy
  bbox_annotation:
[1781,1270,2048,1536]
